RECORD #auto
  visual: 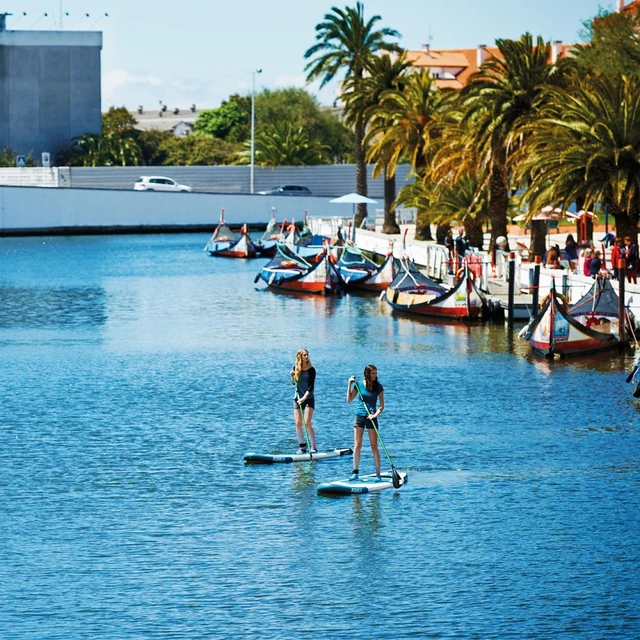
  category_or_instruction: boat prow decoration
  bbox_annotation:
[382,256,485,320]
[521,276,631,357]
[256,241,338,294]
[205,209,257,258]
[332,240,395,292]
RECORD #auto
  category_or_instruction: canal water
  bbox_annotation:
[1,234,639,639]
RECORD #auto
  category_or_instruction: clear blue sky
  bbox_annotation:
[7,1,615,111]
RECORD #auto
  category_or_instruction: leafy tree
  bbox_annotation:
[342,53,411,233]
[137,130,174,166]
[451,34,559,251]
[304,2,400,224]
[517,73,640,242]
[576,7,640,77]
[0,148,37,167]
[102,106,138,134]
[194,95,251,141]
[237,122,330,167]
[366,70,445,239]
[158,135,239,166]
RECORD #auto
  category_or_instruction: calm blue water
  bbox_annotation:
[1,234,639,639]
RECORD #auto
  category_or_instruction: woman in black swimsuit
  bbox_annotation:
[290,349,317,453]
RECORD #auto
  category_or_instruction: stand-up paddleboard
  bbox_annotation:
[317,471,408,495]
[243,447,353,464]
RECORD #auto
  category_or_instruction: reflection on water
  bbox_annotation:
[0,286,107,328]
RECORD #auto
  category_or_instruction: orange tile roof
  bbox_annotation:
[404,43,575,90]
[622,0,640,11]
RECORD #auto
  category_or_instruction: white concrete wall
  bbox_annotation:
[0,168,64,188]
[0,185,355,232]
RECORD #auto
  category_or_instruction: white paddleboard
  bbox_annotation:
[243,447,353,464]
[317,471,408,495]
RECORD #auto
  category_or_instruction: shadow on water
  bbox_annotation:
[0,286,107,328]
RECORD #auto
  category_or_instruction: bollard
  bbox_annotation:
[508,251,516,330]
[618,257,626,351]
[532,255,541,316]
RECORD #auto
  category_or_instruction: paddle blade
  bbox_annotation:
[392,468,402,489]
[254,273,261,284]
[626,364,638,383]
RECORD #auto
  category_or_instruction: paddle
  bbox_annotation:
[626,363,639,384]
[354,381,402,489]
[292,374,312,456]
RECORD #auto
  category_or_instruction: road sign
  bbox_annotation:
[17,155,26,168]
[41,152,51,168]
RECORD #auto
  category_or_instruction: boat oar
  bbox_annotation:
[354,381,402,489]
[625,363,639,384]
[292,374,312,456]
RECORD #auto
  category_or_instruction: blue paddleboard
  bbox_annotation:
[243,447,353,464]
[317,471,408,495]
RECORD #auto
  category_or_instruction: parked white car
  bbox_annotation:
[133,176,192,192]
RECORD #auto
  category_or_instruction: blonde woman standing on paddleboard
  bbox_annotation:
[290,349,317,454]
[346,364,384,481]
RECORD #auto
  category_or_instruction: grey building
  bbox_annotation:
[0,17,102,162]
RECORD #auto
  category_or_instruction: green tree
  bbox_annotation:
[237,121,329,167]
[456,34,559,251]
[366,70,445,239]
[0,148,37,167]
[304,2,400,224]
[517,73,640,242]
[342,53,411,233]
[194,95,251,142]
[102,106,138,134]
[159,135,239,166]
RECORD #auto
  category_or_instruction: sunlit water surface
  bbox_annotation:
[1,234,639,639]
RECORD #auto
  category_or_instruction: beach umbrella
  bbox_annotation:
[330,193,378,240]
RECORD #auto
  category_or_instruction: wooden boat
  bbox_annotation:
[255,241,338,294]
[382,256,485,320]
[520,277,632,357]
[205,210,257,258]
[332,241,395,292]
[254,216,280,257]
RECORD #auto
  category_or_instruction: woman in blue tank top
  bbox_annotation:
[289,349,317,454]
[346,364,384,481]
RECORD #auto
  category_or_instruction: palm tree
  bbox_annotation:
[237,122,329,167]
[517,73,640,242]
[366,70,445,239]
[398,172,490,249]
[304,2,400,225]
[456,34,560,251]
[342,53,411,233]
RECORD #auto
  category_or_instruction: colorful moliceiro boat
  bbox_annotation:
[521,277,632,357]
[205,210,256,258]
[332,242,395,292]
[256,242,337,294]
[382,256,485,319]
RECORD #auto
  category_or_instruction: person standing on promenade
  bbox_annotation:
[444,229,455,274]
[622,236,638,284]
[590,250,603,278]
[582,248,593,277]
[290,349,317,454]
[564,234,579,272]
[346,365,384,482]
[610,237,623,279]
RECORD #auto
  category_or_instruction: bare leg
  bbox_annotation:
[294,407,305,447]
[304,406,316,449]
[353,426,364,472]
[368,429,381,476]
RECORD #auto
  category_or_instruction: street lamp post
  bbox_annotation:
[250,68,262,194]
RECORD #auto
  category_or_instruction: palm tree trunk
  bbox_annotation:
[529,220,547,261]
[354,120,368,227]
[415,212,433,241]
[488,162,509,251]
[382,170,399,234]
[464,219,484,250]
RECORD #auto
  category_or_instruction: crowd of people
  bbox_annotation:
[544,234,638,284]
